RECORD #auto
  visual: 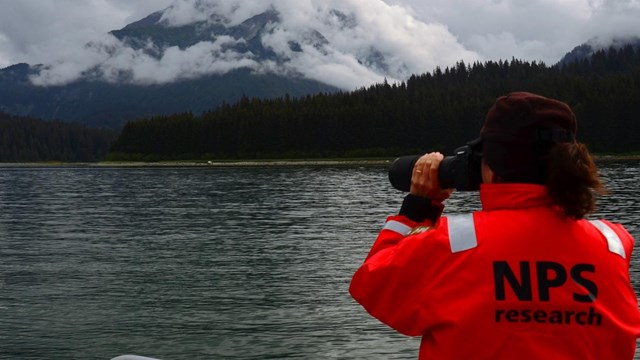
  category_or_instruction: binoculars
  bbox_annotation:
[388,144,482,192]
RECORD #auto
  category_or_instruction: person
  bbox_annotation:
[349,92,640,359]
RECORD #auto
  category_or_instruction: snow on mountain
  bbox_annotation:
[29,0,479,90]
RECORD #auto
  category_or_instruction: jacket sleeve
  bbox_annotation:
[349,194,446,336]
[349,213,442,337]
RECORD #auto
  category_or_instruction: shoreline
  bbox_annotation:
[0,159,393,168]
[1,155,638,168]
[96,159,394,167]
[592,155,640,161]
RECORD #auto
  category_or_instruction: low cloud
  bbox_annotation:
[32,35,260,85]
[25,0,480,90]
[395,0,640,64]
[4,0,640,90]
[0,0,133,67]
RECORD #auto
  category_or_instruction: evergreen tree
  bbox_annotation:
[108,44,640,161]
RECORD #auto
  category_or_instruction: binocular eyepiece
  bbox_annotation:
[388,145,482,192]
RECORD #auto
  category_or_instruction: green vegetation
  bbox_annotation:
[0,113,116,162]
[109,45,640,161]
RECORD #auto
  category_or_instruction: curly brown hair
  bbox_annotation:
[544,142,606,219]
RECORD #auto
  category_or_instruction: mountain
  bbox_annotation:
[4,0,636,130]
[0,5,350,129]
[0,63,336,129]
[0,0,484,128]
[557,36,640,66]
[109,9,282,61]
[0,0,465,129]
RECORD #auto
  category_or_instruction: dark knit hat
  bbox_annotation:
[480,92,577,182]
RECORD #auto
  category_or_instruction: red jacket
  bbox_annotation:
[350,183,640,359]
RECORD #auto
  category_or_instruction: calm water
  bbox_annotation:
[0,161,639,360]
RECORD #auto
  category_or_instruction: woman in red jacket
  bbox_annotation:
[350,92,640,359]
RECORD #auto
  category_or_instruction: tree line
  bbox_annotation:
[0,113,116,162]
[102,45,640,160]
[109,45,640,161]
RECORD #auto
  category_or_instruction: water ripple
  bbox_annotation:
[0,163,638,359]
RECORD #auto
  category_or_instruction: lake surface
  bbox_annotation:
[0,161,639,360]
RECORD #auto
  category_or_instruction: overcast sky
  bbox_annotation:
[1,0,639,89]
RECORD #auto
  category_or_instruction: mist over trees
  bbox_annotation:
[108,44,640,161]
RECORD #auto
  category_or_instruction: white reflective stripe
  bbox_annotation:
[590,220,626,259]
[447,214,478,253]
[383,220,412,236]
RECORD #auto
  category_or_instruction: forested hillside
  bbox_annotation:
[0,113,116,162]
[105,44,638,160]
[109,45,640,161]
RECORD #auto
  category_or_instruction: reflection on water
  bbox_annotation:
[0,161,638,359]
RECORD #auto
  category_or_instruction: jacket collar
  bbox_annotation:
[479,183,553,211]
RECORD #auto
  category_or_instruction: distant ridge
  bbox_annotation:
[0,5,346,128]
[0,65,337,129]
[0,1,638,130]
[557,36,640,66]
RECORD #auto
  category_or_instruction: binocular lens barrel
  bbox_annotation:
[388,155,421,192]
[388,155,459,192]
